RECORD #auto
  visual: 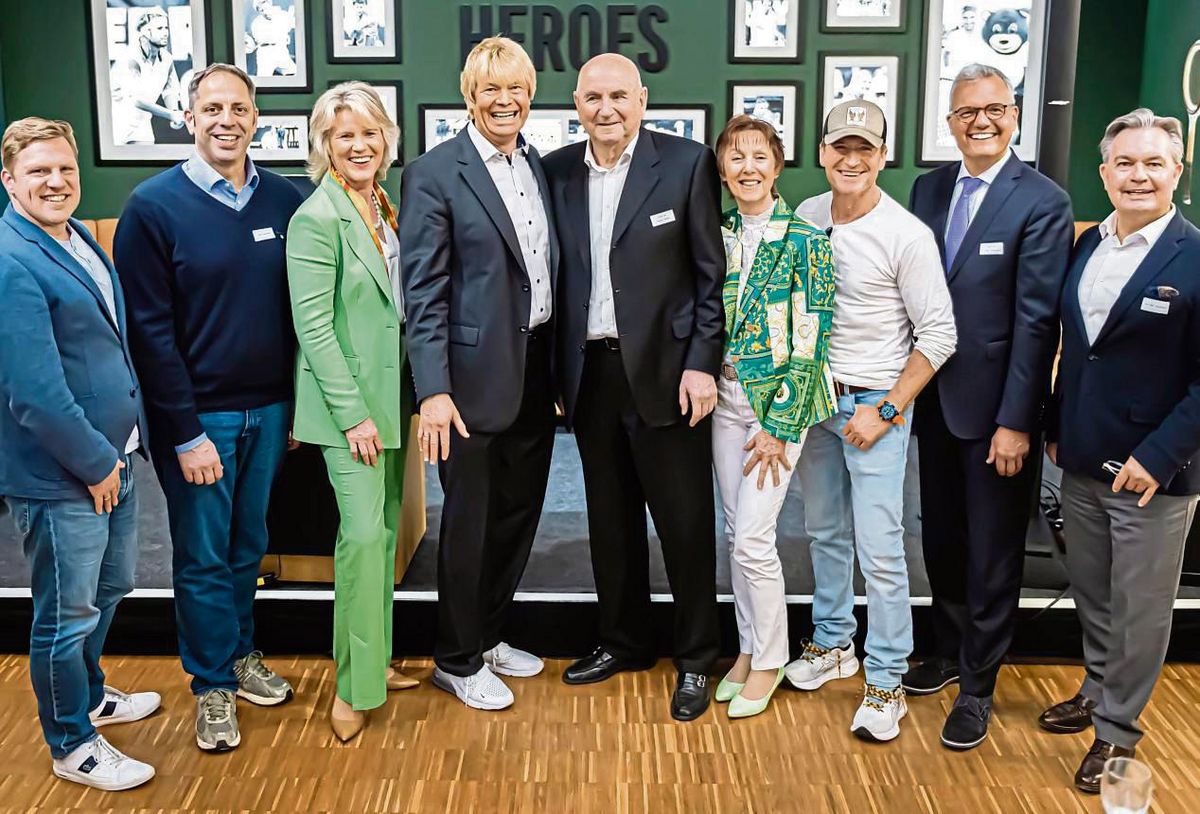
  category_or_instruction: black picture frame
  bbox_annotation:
[229,0,312,94]
[326,79,404,166]
[326,0,402,64]
[816,52,904,167]
[726,80,803,167]
[727,0,805,65]
[247,108,310,166]
[819,0,906,34]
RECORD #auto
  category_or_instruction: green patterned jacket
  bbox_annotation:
[721,197,836,443]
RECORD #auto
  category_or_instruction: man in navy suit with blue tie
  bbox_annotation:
[0,118,159,790]
[906,64,1075,750]
[1040,109,1200,794]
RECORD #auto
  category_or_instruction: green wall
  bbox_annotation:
[0,1,1191,220]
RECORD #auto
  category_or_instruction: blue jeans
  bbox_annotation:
[796,390,913,689]
[154,401,290,694]
[10,457,137,759]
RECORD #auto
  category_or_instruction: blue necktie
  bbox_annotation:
[944,176,985,272]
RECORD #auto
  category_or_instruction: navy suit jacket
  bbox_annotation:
[0,205,145,500]
[1050,211,1200,496]
[399,128,560,433]
[909,156,1074,440]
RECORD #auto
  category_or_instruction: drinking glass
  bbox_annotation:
[1101,757,1153,814]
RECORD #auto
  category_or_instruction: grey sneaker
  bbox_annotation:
[234,650,294,706]
[195,689,240,752]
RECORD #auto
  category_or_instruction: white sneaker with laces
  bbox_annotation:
[482,642,544,677]
[851,685,908,742]
[52,734,155,791]
[784,641,860,691]
[89,685,161,727]
[432,664,515,710]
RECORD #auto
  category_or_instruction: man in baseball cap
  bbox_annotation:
[787,98,958,743]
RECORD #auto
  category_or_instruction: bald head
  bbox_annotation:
[573,52,647,162]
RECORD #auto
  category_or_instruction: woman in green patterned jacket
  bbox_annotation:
[710,115,837,719]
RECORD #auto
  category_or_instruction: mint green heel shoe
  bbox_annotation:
[728,668,785,719]
[715,674,745,703]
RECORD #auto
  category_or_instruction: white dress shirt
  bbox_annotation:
[945,149,1013,238]
[1077,206,1177,344]
[584,133,639,339]
[466,122,552,328]
[381,219,404,320]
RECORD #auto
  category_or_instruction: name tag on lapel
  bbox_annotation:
[252,227,277,242]
[1141,297,1170,315]
[979,242,1004,256]
[650,209,676,227]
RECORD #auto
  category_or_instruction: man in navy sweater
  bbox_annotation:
[114,64,303,753]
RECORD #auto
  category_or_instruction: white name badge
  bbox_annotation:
[252,227,277,242]
[650,209,676,227]
[1141,297,1170,315]
[979,242,1004,256]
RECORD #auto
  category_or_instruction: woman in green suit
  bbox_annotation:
[286,82,417,741]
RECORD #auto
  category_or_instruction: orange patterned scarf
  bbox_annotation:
[329,168,397,256]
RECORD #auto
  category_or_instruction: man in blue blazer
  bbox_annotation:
[906,64,1075,749]
[1041,110,1200,794]
[0,118,158,790]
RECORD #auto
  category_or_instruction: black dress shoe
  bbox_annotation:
[1039,693,1097,734]
[671,672,710,721]
[940,694,991,750]
[901,657,960,696]
[562,647,656,685]
[1075,738,1135,794]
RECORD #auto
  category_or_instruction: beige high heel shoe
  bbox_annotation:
[386,666,419,691]
[330,695,366,742]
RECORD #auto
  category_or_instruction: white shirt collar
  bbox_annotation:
[1098,205,1176,248]
[955,149,1012,187]
[466,121,526,163]
[584,131,639,173]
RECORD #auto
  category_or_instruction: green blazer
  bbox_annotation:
[287,173,405,449]
[721,197,836,443]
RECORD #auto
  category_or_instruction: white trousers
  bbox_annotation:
[712,376,805,670]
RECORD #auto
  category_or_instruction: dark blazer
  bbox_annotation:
[909,156,1074,439]
[543,128,725,427]
[1050,211,1200,496]
[399,128,560,433]
[0,206,145,500]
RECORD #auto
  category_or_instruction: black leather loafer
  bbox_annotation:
[1039,693,1096,734]
[1074,738,1135,794]
[562,647,656,685]
[670,672,710,722]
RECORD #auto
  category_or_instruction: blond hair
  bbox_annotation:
[2,117,78,173]
[306,81,400,184]
[459,36,536,119]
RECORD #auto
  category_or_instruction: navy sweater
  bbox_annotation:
[114,165,304,447]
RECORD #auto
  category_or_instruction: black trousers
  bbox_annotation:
[573,343,719,674]
[434,332,555,677]
[915,386,1036,697]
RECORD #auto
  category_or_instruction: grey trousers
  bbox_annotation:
[1060,471,1198,748]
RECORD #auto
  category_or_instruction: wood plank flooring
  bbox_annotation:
[0,656,1197,813]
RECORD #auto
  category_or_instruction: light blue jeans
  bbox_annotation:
[796,389,913,689]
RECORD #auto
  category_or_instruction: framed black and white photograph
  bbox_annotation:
[330,79,403,165]
[247,110,308,164]
[88,0,209,163]
[821,54,901,163]
[230,0,310,91]
[728,0,803,64]
[328,0,400,63]
[728,82,801,165]
[822,0,904,32]
[919,0,1045,163]
[418,106,470,153]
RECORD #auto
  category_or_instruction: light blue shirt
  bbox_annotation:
[174,151,260,453]
[945,149,1013,240]
[181,151,260,212]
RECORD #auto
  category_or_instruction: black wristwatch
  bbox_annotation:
[877,400,905,426]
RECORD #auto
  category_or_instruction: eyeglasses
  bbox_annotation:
[948,103,1015,124]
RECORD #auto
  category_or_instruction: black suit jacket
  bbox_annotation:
[909,156,1074,440]
[1050,212,1200,496]
[543,128,725,427]
[399,128,560,433]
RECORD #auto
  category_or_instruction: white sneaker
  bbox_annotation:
[89,685,162,727]
[784,640,860,691]
[851,685,908,742]
[432,665,515,710]
[482,642,544,677]
[52,735,155,791]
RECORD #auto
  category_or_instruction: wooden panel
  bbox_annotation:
[0,658,1196,812]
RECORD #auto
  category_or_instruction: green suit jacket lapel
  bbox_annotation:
[320,174,394,308]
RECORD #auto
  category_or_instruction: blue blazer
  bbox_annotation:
[0,205,145,500]
[909,157,1074,440]
[1050,211,1200,496]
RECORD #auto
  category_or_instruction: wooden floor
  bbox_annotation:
[0,657,1197,813]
